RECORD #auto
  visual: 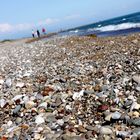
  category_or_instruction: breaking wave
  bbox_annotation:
[94,22,140,32]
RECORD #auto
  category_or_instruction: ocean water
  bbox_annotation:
[60,12,140,37]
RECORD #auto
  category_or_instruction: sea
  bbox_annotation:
[59,12,140,37]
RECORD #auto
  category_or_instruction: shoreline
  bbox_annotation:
[1,30,140,44]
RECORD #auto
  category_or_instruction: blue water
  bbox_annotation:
[60,12,140,37]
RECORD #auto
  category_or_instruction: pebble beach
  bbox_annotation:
[0,33,140,140]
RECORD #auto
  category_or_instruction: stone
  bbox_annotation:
[16,82,25,88]
[15,117,22,124]
[57,119,64,126]
[137,97,140,104]
[12,95,24,102]
[73,90,84,100]
[25,101,35,109]
[94,85,102,92]
[132,39,138,44]
[133,111,139,117]
[98,105,109,112]
[84,90,94,95]
[0,79,4,85]
[130,102,140,111]
[55,97,62,107]
[132,75,140,84]
[104,135,111,140]
[38,102,47,109]
[136,86,140,92]
[5,78,12,88]
[85,131,93,139]
[132,128,140,135]
[100,127,113,135]
[62,134,85,140]
[36,127,44,132]
[85,125,95,131]
[41,86,54,96]
[132,118,140,126]
[23,72,31,77]
[7,121,13,127]
[34,133,41,140]
[13,105,21,115]
[105,113,113,121]
[77,125,87,133]
[20,124,29,130]
[65,104,72,111]
[116,131,130,138]
[112,111,122,120]
[45,114,56,123]
[137,65,140,70]
[35,115,45,125]
[0,99,6,108]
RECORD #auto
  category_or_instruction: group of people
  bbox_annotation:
[32,28,46,38]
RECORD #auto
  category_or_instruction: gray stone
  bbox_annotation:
[132,75,140,84]
[5,78,12,88]
[0,99,6,108]
[62,134,85,140]
[112,111,121,120]
[85,125,95,131]
[100,126,113,135]
[132,128,140,135]
[132,118,140,126]
[45,114,56,123]
[84,90,94,95]
[117,131,130,137]
[13,105,21,115]
[55,97,62,107]
[57,119,64,126]
[136,86,140,92]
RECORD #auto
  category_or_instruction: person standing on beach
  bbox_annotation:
[42,28,46,35]
[36,29,40,38]
[32,29,35,38]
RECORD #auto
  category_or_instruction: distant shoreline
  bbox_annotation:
[1,31,140,45]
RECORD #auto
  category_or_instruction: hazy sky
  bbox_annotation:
[0,0,140,39]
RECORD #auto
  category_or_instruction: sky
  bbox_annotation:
[0,0,140,39]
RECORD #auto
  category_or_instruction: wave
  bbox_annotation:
[69,29,79,33]
[94,22,140,32]
[122,18,126,21]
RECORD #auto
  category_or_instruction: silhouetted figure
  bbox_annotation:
[37,30,40,38]
[32,29,35,38]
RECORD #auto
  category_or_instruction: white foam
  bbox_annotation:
[69,29,79,33]
[94,22,140,32]
[98,24,102,27]
[122,18,126,21]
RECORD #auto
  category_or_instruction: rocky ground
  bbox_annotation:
[0,33,140,140]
